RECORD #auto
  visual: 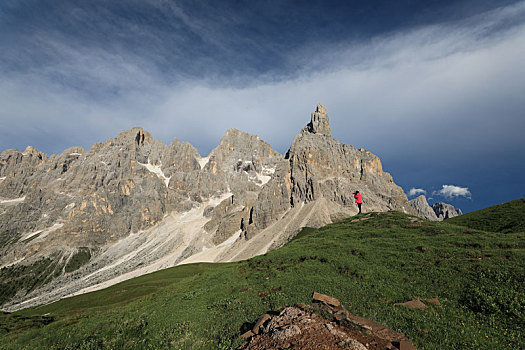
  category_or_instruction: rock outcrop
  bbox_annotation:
[302,103,331,136]
[431,202,462,220]
[409,195,439,221]
[245,103,414,237]
[409,196,462,221]
[0,103,416,311]
[240,292,416,350]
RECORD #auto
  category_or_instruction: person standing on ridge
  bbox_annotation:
[354,191,362,214]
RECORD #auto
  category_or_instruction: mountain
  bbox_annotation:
[0,103,415,311]
[409,195,463,221]
[408,195,439,221]
[431,202,462,220]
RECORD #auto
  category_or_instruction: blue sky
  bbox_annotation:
[1,0,524,213]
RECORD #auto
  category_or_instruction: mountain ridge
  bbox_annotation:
[0,103,416,311]
[409,195,462,221]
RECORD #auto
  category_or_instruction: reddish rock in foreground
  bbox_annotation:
[239,292,417,350]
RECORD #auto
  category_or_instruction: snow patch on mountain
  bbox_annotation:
[199,156,210,169]
[21,223,64,242]
[138,160,171,187]
[0,197,26,204]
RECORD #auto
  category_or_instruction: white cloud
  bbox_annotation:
[408,188,426,197]
[1,2,525,159]
[433,185,472,199]
[147,17,525,155]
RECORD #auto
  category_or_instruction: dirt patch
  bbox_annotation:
[351,217,371,223]
[395,297,441,309]
[258,287,282,298]
[408,217,424,227]
[395,299,427,309]
[109,289,127,294]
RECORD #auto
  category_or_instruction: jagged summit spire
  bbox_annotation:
[302,102,331,137]
[315,102,327,114]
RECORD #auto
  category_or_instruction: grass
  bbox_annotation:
[0,246,94,307]
[0,207,523,349]
[64,247,92,273]
[447,198,525,233]
[0,256,61,306]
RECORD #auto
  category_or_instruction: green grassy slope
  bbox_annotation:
[448,198,525,233]
[1,211,523,349]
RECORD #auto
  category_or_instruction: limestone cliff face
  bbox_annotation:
[0,103,416,311]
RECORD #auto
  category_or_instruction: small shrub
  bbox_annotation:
[65,248,92,273]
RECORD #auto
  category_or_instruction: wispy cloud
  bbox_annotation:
[0,1,524,163]
[408,188,427,197]
[433,185,472,199]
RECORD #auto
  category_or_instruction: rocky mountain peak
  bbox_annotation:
[302,102,331,137]
[0,146,48,180]
[22,145,39,155]
[409,196,463,221]
[316,102,327,114]
[60,146,85,157]
[208,128,281,173]
[431,202,462,220]
[21,146,47,163]
[113,127,152,147]
[409,195,439,221]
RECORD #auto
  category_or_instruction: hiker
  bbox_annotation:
[354,191,362,214]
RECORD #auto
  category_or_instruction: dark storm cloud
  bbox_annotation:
[2,0,521,86]
[0,0,524,212]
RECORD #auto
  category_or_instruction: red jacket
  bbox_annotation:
[354,193,362,204]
